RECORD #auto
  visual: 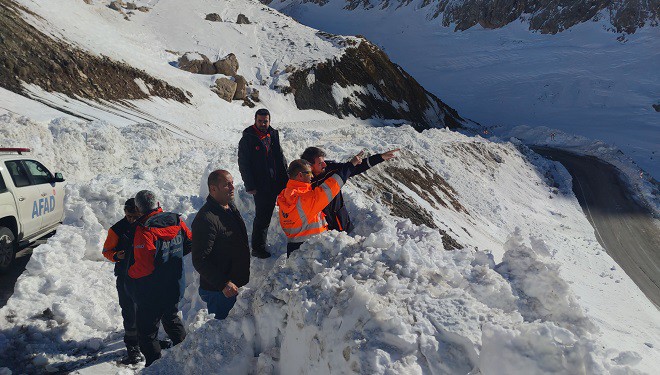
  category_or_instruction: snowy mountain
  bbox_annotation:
[264,0,659,34]
[0,0,658,374]
[264,0,660,179]
[0,0,468,131]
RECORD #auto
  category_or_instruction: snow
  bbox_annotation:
[0,0,658,374]
[0,113,658,374]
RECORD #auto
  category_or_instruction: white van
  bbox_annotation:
[0,148,65,272]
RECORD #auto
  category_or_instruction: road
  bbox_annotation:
[534,147,660,308]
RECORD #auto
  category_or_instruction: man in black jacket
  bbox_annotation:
[301,147,399,233]
[192,170,250,319]
[102,198,143,365]
[237,108,288,258]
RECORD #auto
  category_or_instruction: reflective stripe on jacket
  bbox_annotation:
[277,164,354,243]
[311,154,384,233]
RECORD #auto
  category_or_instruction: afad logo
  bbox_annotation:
[32,196,56,218]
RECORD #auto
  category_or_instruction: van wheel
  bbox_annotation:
[0,227,16,273]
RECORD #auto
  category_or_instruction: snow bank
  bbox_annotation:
[148,217,636,374]
[1,114,657,374]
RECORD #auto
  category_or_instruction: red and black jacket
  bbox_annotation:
[129,208,192,302]
[311,154,384,233]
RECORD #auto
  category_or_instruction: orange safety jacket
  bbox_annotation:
[277,164,354,243]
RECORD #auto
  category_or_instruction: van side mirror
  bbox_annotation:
[52,172,65,183]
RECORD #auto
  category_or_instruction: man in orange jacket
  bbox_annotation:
[277,152,363,257]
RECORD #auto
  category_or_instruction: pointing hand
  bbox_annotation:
[381,149,400,161]
[350,151,365,166]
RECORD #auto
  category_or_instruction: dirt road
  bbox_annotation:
[534,147,660,308]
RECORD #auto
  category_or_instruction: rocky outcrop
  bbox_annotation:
[249,88,260,102]
[236,14,251,24]
[287,40,467,130]
[214,53,239,76]
[109,1,124,11]
[233,75,247,100]
[177,53,217,75]
[213,78,237,102]
[430,0,659,34]
[0,0,188,104]
[176,52,239,76]
[264,0,659,34]
[205,13,222,22]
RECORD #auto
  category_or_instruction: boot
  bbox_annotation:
[251,248,271,259]
[159,338,173,349]
[120,345,144,365]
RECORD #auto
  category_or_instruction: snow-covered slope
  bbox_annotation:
[3,0,468,132]
[265,0,660,179]
[1,112,658,374]
[2,0,358,135]
[0,0,658,374]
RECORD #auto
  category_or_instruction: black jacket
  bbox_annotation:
[311,154,384,233]
[191,196,251,291]
[110,218,136,277]
[237,125,288,194]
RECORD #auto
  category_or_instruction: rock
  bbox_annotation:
[242,98,256,108]
[137,6,149,12]
[233,75,247,100]
[213,53,239,76]
[83,0,93,4]
[287,40,467,130]
[126,2,137,10]
[236,14,251,24]
[109,1,123,11]
[249,88,260,102]
[205,13,222,22]
[213,78,237,102]
[178,52,216,75]
[653,104,660,112]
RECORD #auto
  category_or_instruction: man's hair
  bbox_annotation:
[300,147,326,163]
[208,169,230,187]
[135,190,158,213]
[254,108,270,119]
[124,198,138,213]
[287,159,311,178]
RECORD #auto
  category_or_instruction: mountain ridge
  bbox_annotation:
[265,0,659,34]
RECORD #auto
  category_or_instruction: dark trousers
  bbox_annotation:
[116,275,138,348]
[199,288,237,320]
[252,191,278,252]
[135,298,186,367]
[287,242,302,257]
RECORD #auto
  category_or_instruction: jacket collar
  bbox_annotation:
[139,207,162,223]
[206,195,232,211]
